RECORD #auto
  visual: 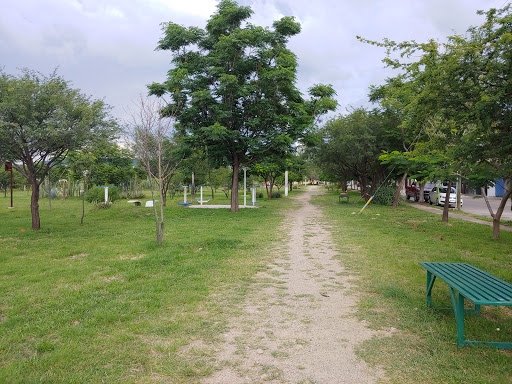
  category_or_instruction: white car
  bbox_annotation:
[429,186,463,207]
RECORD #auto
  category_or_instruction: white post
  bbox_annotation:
[285,170,288,197]
[457,177,462,210]
[304,176,307,186]
[243,167,247,206]
[200,185,204,205]
[104,187,109,203]
[183,186,188,204]
[252,188,256,206]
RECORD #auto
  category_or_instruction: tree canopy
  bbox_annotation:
[358,5,512,237]
[0,69,118,229]
[149,0,337,211]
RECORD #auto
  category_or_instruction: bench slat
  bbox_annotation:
[420,262,512,305]
[425,263,512,304]
[439,264,511,302]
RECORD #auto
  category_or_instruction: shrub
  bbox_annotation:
[85,186,120,203]
[271,191,282,198]
[256,191,282,199]
[372,186,396,205]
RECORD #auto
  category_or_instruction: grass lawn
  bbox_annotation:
[3,186,512,383]
[314,189,512,384]
[0,189,294,383]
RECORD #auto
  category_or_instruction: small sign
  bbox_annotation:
[4,161,12,171]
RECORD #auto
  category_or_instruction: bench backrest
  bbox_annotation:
[420,262,512,306]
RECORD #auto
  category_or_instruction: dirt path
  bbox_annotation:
[202,188,385,384]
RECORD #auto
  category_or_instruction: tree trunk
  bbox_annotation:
[161,180,169,207]
[393,173,407,209]
[482,182,512,240]
[81,182,86,225]
[442,181,452,223]
[359,176,369,200]
[231,157,239,212]
[30,179,41,230]
[419,183,425,203]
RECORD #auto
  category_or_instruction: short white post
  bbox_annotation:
[243,167,247,206]
[200,185,204,205]
[183,186,188,204]
[285,170,288,197]
[252,187,256,206]
[105,187,108,203]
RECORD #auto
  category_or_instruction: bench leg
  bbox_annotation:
[449,288,466,348]
[426,272,436,308]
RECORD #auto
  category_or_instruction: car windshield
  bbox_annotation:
[439,187,456,193]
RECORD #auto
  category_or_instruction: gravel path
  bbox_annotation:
[202,188,385,384]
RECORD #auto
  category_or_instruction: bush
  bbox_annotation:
[85,186,120,203]
[372,186,396,205]
[256,191,282,199]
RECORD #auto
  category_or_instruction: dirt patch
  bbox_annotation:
[202,188,387,383]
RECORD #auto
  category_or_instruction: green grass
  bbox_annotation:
[4,187,512,383]
[314,189,512,384]
[0,189,295,383]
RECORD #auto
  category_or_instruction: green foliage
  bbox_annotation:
[150,0,337,209]
[0,68,119,229]
[257,190,281,199]
[364,5,512,188]
[371,185,396,205]
[316,109,401,198]
[85,186,120,203]
[271,191,282,199]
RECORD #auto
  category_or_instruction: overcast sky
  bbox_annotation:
[1,0,504,124]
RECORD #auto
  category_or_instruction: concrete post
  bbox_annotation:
[243,167,247,206]
[285,170,288,196]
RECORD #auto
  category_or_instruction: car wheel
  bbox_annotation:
[429,198,433,205]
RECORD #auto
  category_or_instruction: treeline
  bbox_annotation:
[315,5,512,239]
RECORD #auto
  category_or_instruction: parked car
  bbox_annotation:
[422,182,436,203]
[429,186,463,207]
[405,185,420,201]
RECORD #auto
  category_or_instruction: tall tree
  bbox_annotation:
[149,0,336,212]
[0,69,118,230]
[362,5,512,237]
[317,109,399,200]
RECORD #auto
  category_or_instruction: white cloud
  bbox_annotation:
[0,0,501,121]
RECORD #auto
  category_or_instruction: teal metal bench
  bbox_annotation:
[338,193,349,203]
[419,262,512,349]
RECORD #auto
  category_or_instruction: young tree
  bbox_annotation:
[130,96,181,245]
[148,0,337,212]
[0,69,118,230]
[253,158,286,199]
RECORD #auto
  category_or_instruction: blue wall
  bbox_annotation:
[495,178,505,197]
